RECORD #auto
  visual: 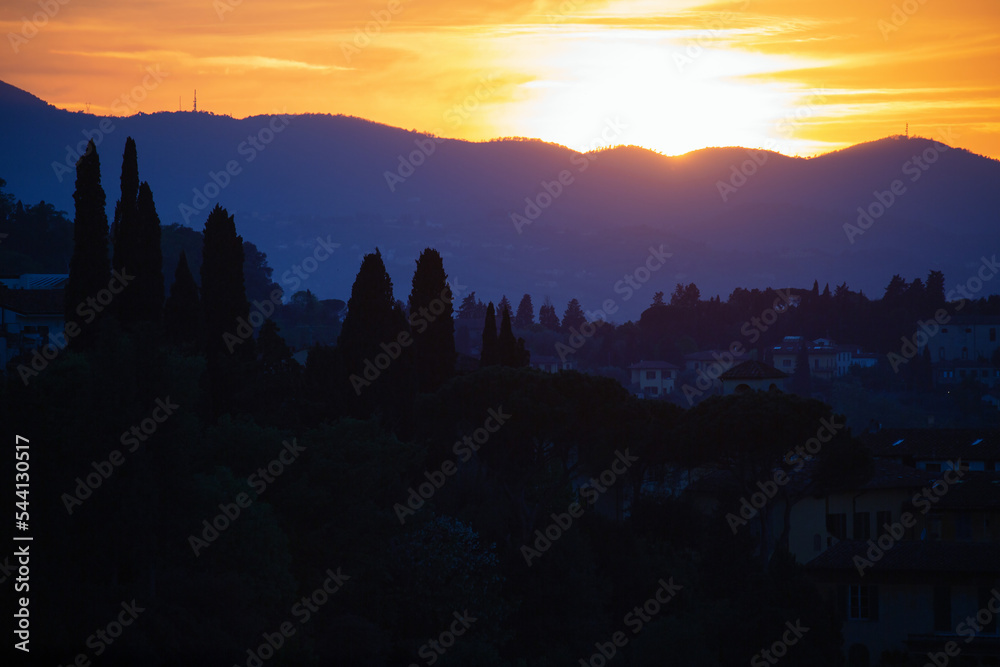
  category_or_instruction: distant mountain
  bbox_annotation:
[2,79,998,321]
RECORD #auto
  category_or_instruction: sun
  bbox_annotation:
[496,28,818,156]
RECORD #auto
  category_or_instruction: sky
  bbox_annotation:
[3,0,999,158]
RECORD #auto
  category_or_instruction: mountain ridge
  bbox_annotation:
[1,79,997,320]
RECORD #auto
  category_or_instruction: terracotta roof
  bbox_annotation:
[719,360,788,380]
[807,539,1000,574]
[0,289,64,316]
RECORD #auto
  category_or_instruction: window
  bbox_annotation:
[960,370,967,378]
[966,328,972,334]
[925,462,941,472]
[853,512,871,540]
[942,328,948,333]
[991,328,997,342]
[934,586,951,632]
[962,347,968,360]
[939,347,945,360]
[876,511,892,533]
[827,513,847,540]
[646,370,656,380]
[849,585,878,620]
[782,359,792,367]
[814,359,820,368]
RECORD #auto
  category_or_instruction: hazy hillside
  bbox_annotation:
[2,79,997,320]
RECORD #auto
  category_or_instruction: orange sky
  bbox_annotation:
[3,0,999,157]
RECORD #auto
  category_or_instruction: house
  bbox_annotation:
[933,359,1000,388]
[771,336,855,379]
[925,315,1000,363]
[531,355,576,373]
[628,360,677,397]
[718,360,788,394]
[0,287,66,365]
[861,429,1000,473]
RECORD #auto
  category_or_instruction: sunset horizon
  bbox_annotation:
[4,0,998,159]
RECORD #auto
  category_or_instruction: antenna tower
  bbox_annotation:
[194,90,197,113]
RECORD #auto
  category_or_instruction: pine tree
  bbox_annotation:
[514,294,534,328]
[538,298,560,331]
[497,295,512,319]
[408,248,455,392]
[925,270,946,309]
[163,251,202,350]
[480,302,499,367]
[458,291,479,319]
[65,139,110,346]
[561,298,586,332]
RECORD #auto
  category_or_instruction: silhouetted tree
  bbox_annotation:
[257,318,293,373]
[163,251,202,351]
[480,302,499,367]
[497,303,528,367]
[458,291,479,319]
[498,295,511,319]
[561,298,586,332]
[408,248,455,392]
[65,139,110,347]
[651,291,666,308]
[338,248,400,417]
[514,294,534,328]
[792,339,811,395]
[538,298,560,331]
[925,270,946,310]
[201,205,251,416]
[111,137,139,276]
[131,182,164,322]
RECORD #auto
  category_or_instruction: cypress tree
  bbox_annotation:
[480,302,498,367]
[65,139,110,345]
[408,248,455,392]
[112,137,139,276]
[132,182,164,322]
[163,251,202,350]
[338,248,399,416]
[201,204,249,357]
[498,303,527,367]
